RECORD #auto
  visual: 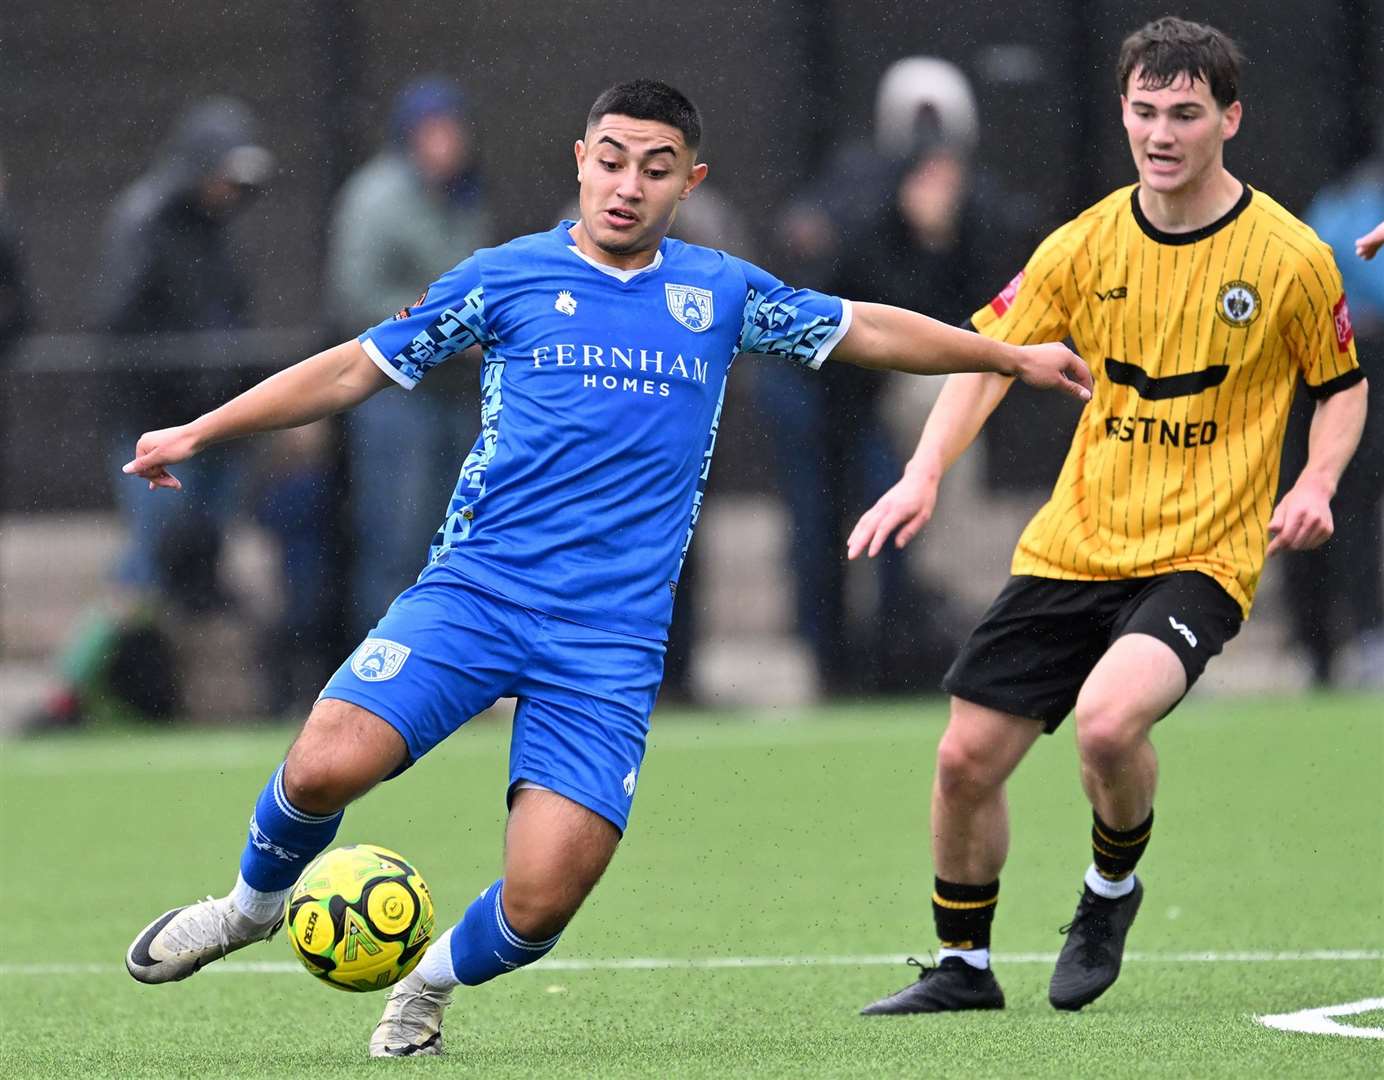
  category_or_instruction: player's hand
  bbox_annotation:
[1009,342,1093,403]
[1265,479,1334,556]
[121,424,203,492]
[1355,221,1384,261]
[847,466,941,559]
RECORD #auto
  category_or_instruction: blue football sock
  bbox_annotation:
[445,879,561,986]
[237,764,343,892]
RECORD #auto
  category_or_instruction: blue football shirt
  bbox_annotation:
[359,221,852,639]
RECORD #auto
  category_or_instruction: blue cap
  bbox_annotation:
[391,77,467,144]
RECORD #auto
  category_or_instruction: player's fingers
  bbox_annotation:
[847,508,884,560]
[1276,510,1309,551]
[894,510,931,548]
[1066,355,1094,395]
[867,512,904,558]
[1356,224,1384,260]
[1058,372,1093,403]
[1265,507,1289,555]
[138,464,182,492]
[865,507,911,558]
[1299,517,1332,550]
[123,452,167,476]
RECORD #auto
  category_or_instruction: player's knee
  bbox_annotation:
[1074,706,1144,771]
[935,729,1004,802]
[501,876,580,941]
[281,700,405,814]
[279,756,354,816]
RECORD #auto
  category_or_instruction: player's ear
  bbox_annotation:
[681,161,709,200]
[1220,101,1242,141]
[574,139,587,181]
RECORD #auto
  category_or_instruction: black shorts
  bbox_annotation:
[941,572,1243,732]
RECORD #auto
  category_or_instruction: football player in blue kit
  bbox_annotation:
[122,80,1091,1056]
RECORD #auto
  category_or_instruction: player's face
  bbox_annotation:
[1121,70,1241,196]
[573,115,707,266]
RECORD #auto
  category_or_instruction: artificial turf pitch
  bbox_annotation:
[2,694,1380,1078]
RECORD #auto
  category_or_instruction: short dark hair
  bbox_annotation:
[587,79,702,150]
[1117,17,1244,108]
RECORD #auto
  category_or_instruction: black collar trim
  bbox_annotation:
[1130,184,1253,245]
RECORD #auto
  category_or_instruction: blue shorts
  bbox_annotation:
[319,563,664,832]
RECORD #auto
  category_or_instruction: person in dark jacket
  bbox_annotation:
[760,134,1039,694]
[29,99,286,729]
[95,96,276,599]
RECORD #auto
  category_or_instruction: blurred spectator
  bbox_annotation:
[32,96,331,726]
[761,63,1037,695]
[326,77,492,636]
[776,57,980,291]
[1280,150,1384,687]
[0,152,30,363]
[96,96,278,606]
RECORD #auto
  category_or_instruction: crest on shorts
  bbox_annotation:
[351,638,412,682]
[665,283,713,332]
[1215,280,1261,328]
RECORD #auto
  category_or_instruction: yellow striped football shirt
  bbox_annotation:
[970,184,1362,616]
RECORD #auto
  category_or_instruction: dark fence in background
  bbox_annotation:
[3,0,1379,512]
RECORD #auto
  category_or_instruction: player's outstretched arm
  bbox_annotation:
[847,370,1015,559]
[1266,379,1369,556]
[123,339,393,491]
[834,301,1092,402]
[1356,220,1384,260]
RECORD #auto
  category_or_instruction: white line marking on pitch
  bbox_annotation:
[4,950,1380,977]
[1257,998,1384,1040]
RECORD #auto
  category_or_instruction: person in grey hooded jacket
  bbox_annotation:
[324,77,494,635]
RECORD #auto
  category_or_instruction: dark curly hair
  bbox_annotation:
[1118,17,1245,108]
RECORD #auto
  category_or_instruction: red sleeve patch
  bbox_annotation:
[989,270,1025,317]
[1333,294,1354,352]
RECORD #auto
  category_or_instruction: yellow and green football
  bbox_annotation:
[285,844,435,992]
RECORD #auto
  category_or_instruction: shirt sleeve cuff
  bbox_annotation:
[1305,367,1364,400]
[361,336,417,390]
[807,298,854,370]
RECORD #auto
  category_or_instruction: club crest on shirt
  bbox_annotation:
[665,283,713,332]
[1215,280,1261,328]
[350,638,412,682]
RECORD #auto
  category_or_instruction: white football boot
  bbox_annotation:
[369,968,454,1057]
[126,896,280,984]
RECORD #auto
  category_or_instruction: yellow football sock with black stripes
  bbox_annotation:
[1091,809,1153,882]
[932,877,999,951]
